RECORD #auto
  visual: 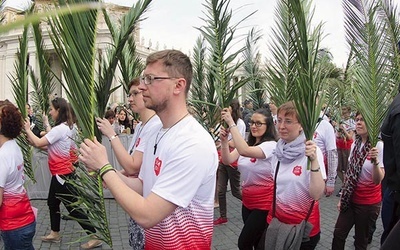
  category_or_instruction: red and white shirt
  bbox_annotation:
[351,141,384,204]
[238,141,276,210]
[45,123,74,175]
[140,116,218,249]
[0,140,35,231]
[267,147,326,237]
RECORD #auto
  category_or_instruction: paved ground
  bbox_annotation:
[1,182,383,249]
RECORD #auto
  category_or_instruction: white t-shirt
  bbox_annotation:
[127,115,161,155]
[139,115,218,249]
[0,140,25,194]
[238,140,276,210]
[268,146,326,237]
[314,119,336,155]
[228,118,246,140]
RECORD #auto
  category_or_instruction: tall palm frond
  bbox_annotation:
[288,0,327,147]
[119,35,145,93]
[8,15,35,182]
[193,0,254,135]
[379,0,400,90]
[265,0,298,107]
[29,4,55,122]
[0,2,100,34]
[343,0,399,146]
[47,0,113,246]
[242,28,266,110]
[96,0,151,119]
[0,0,5,23]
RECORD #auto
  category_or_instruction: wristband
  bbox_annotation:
[229,124,237,129]
[109,134,118,141]
[373,161,380,166]
[98,163,116,179]
[310,167,320,172]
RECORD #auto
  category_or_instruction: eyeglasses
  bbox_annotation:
[140,75,177,85]
[249,121,267,127]
[127,91,142,98]
[277,119,298,126]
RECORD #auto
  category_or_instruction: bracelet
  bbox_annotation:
[98,163,116,179]
[373,161,380,166]
[100,168,116,179]
[109,134,118,141]
[229,124,237,129]
[310,167,320,172]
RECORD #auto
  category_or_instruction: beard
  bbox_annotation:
[144,98,169,113]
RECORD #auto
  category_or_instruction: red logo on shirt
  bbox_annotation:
[366,155,371,160]
[250,158,256,163]
[293,165,302,176]
[154,157,162,176]
[135,137,141,148]
[313,132,318,139]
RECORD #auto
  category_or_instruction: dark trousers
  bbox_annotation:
[381,219,400,250]
[381,188,400,244]
[217,163,242,218]
[332,202,381,250]
[48,175,96,234]
[238,205,268,250]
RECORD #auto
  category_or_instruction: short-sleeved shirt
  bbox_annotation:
[267,146,326,237]
[351,141,384,204]
[238,141,276,210]
[127,115,161,155]
[139,115,218,249]
[314,119,337,155]
[0,140,35,231]
[45,123,74,175]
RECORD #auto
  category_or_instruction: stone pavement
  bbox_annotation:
[1,183,383,250]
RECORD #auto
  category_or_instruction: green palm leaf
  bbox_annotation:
[288,0,327,143]
[47,0,113,246]
[243,28,267,110]
[191,0,254,136]
[8,14,36,183]
[344,0,399,146]
[96,0,151,119]
[265,0,298,107]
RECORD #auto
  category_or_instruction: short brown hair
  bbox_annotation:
[146,50,193,94]
[128,77,140,90]
[277,101,300,123]
[0,100,22,139]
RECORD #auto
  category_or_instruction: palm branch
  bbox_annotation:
[191,0,254,136]
[29,3,56,128]
[343,0,399,146]
[242,28,267,110]
[47,0,114,246]
[8,13,36,183]
[0,2,100,34]
[288,0,327,143]
[265,0,298,107]
[95,0,151,119]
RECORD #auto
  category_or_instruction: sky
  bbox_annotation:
[7,0,349,67]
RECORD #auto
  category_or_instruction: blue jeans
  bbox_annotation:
[1,221,36,250]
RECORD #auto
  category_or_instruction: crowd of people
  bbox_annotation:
[0,49,399,250]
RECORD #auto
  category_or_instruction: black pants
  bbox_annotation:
[217,163,242,218]
[48,174,96,234]
[238,205,268,250]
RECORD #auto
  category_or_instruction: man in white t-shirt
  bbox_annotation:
[79,50,218,249]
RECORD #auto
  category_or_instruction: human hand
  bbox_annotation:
[369,147,379,164]
[305,140,317,161]
[219,127,229,142]
[221,108,234,127]
[325,186,334,197]
[337,201,341,211]
[96,117,115,138]
[42,112,49,125]
[24,117,31,131]
[79,137,109,172]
